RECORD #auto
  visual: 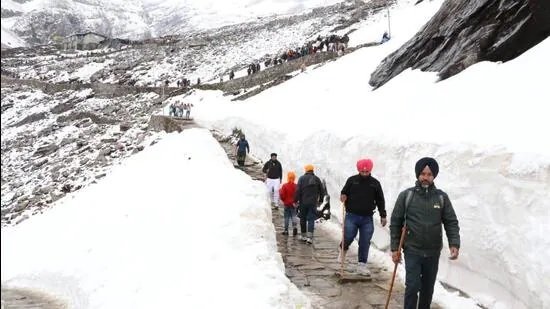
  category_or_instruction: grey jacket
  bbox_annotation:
[295,172,324,206]
[390,182,460,256]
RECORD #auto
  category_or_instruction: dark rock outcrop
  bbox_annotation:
[12,112,48,127]
[56,111,116,125]
[369,0,550,89]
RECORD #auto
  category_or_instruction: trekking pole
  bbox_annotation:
[385,226,406,309]
[340,202,346,277]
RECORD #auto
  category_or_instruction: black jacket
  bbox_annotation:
[341,174,386,217]
[390,182,460,256]
[262,160,282,180]
[295,172,324,206]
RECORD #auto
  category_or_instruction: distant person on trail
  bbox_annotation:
[339,158,386,276]
[342,33,350,48]
[381,32,390,44]
[229,70,235,80]
[279,171,298,236]
[185,103,193,119]
[390,157,460,309]
[262,153,283,209]
[295,164,324,244]
[235,135,250,167]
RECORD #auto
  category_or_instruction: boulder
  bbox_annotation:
[148,115,183,133]
[33,143,59,157]
[369,0,550,88]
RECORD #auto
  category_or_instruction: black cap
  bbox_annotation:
[415,157,439,178]
[270,153,277,157]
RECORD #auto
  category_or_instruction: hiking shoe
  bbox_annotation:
[282,230,289,235]
[306,237,313,244]
[356,262,371,276]
[292,228,298,236]
[300,235,308,241]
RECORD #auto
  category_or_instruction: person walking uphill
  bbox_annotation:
[390,157,460,309]
[279,171,298,236]
[262,153,283,208]
[339,158,386,276]
[235,135,249,167]
[295,164,324,244]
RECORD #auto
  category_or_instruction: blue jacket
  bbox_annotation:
[236,139,249,153]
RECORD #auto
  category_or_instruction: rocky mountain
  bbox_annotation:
[1,0,347,47]
[0,0,391,225]
[369,0,550,88]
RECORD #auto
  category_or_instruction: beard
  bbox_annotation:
[420,180,431,188]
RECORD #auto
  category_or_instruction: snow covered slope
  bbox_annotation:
[1,129,310,309]
[1,0,345,46]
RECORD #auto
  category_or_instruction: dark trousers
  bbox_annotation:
[298,204,316,234]
[236,152,246,166]
[404,252,440,309]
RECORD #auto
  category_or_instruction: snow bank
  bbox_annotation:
[1,129,309,309]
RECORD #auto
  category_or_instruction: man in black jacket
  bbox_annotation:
[339,158,386,276]
[295,164,324,244]
[390,157,460,309]
[262,153,283,208]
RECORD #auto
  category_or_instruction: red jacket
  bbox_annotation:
[279,182,297,207]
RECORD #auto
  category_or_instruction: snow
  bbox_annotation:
[2,0,550,308]
[144,0,344,31]
[1,0,344,46]
[1,130,309,308]
[1,25,26,48]
[171,1,548,308]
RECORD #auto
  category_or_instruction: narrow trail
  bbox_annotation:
[213,131,442,309]
[1,288,67,309]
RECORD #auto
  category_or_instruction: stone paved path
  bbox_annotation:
[1,288,66,309]
[215,131,443,309]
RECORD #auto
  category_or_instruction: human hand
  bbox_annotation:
[449,247,459,260]
[340,194,347,203]
[380,217,387,227]
[391,251,401,264]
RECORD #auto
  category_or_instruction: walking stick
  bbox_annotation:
[385,226,407,309]
[340,202,346,278]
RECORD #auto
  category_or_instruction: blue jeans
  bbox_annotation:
[404,252,440,309]
[342,213,374,263]
[283,207,298,231]
[299,204,316,234]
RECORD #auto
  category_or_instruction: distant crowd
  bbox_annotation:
[162,31,390,89]
[168,101,193,119]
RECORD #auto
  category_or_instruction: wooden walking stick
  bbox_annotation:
[385,226,407,309]
[340,202,346,278]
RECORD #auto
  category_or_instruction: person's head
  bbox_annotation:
[270,153,277,160]
[287,171,296,183]
[240,135,245,140]
[415,157,439,188]
[304,164,314,173]
[356,158,373,177]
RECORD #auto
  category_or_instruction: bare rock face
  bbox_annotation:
[369,0,550,88]
[148,115,183,133]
